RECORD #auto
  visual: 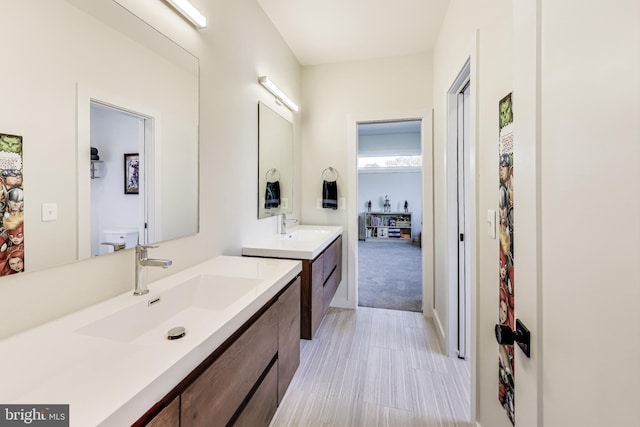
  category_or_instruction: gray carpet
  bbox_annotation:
[358,240,422,312]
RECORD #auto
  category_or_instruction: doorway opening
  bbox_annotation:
[356,120,423,312]
[89,101,153,257]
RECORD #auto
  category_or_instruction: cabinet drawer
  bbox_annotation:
[181,307,278,427]
[322,236,340,282]
[277,277,301,402]
[310,255,325,339]
[322,235,342,315]
[323,266,340,314]
[234,361,278,427]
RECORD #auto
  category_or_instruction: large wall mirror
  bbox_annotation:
[258,102,293,219]
[0,0,198,276]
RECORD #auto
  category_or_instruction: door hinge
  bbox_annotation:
[459,233,464,242]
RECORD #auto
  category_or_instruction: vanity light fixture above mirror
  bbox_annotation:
[164,0,207,28]
[259,76,299,112]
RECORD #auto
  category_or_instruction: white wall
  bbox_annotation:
[358,170,422,238]
[435,1,640,427]
[432,0,513,426]
[300,53,433,309]
[540,0,640,425]
[0,0,300,338]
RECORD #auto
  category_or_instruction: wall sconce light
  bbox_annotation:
[165,0,207,28]
[259,76,299,112]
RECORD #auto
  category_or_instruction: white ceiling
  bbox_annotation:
[257,0,451,66]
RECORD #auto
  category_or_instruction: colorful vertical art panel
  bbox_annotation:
[0,133,24,277]
[498,93,515,424]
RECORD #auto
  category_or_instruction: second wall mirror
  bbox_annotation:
[258,102,293,219]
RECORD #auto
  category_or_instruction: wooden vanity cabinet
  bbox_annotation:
[146,396,179,427]
[302,235,342,339]
[136,276,301,427]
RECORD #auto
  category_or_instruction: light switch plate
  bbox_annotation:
[487,209,496,239]
[42,203,58,222]
[316,197,345,210]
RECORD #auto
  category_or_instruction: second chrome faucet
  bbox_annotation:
[134,244,172,295]
[280,213,298,235]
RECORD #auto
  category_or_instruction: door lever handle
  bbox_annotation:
[495,319,531,358]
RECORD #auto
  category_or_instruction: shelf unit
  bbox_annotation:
[364,212,412,241]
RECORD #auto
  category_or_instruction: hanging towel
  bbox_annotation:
[265,180,281,208]
[322,180,338,209]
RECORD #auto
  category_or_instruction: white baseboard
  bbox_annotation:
[476,422,482,427]
[329,297,355,310]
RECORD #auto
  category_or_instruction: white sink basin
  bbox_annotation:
[76,275,260,343]
[242,224,343,260]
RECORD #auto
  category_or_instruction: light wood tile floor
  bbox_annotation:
[271,307,472,427]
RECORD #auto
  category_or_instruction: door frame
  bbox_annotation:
[345,110,433,314]
[447,62,472,360]
[77,84,159,259]
[442,30,479,422]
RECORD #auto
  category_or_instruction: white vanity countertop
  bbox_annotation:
[241,224,343,260]
[0,256,301,426]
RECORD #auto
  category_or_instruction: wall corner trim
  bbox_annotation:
[432,307,447,352]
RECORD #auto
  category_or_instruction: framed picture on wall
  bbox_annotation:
[124,153,139,194]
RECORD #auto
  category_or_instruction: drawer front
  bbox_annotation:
[322,235,342,315]
[181,307,278,427]
[277,277,301,402]
[322,236,340,282]
[323,266,340,315]
[233,361,278,427]
[334,236,342,291]
[310,255,325,338]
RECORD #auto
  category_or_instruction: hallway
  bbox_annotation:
[271,307,471,426]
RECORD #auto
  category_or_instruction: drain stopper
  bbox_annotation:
[167,326,186,340]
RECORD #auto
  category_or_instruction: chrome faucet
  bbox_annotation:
[134,244,172,295]
[280,213,298,235]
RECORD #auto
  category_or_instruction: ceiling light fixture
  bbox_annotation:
[165,0,207,29]
[258,76,299,112]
